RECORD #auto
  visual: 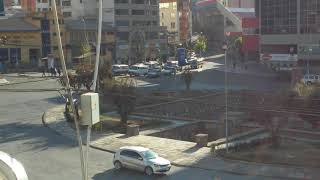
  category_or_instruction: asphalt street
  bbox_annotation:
[0,76,278,180]
[134,57,290,92]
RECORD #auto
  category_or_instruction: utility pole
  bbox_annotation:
[222,43,228,153]
[51,1,86,180]
[86,0,103,180]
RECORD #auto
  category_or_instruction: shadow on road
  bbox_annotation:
[0,122,77,152]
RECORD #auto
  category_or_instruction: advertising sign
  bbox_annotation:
[177,48,186,66]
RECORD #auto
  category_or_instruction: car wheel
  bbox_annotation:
[114,161,122,170]
[145,166,153,176]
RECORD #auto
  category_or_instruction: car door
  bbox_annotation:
[129,151,145,171]
[119,150,131,168]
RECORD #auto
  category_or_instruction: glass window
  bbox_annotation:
[115,9,129,15]
[261,0,297,34]
[132,0,144,4]
[115,0,128,3]
[132,10,145,15]
[116,20,129,27]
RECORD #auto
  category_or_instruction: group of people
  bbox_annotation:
[41,66,61,77]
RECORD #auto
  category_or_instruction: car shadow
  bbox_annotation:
[92,168,167,180]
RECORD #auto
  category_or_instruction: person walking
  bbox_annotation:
[57,67,61,76]
[41,66,46,77]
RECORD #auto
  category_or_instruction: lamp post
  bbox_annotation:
[222,42,228,153]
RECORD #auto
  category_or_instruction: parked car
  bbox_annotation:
[144,61,159,69]
[147,68,161,78]
[128,64,149,76]
[113,146,171,175]
[302,74,320,85]
[189,59,203,69]
[162,66,176,75]
[112,64,129,76]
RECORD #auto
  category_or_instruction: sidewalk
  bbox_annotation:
[0,77,9,84]
[43,105,320,180]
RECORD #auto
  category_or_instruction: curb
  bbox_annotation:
[42,107,317,180]
[0,78,51,86]
[170,162,304,180]
[219,153,320,170]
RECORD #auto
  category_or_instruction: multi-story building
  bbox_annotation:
[20,0,114,25]
[256,0,320,72]
[0,17,42,68]
[193,0,256,54]
[114,0,160,64]
[65,19,116,65]
[159,0,179,44]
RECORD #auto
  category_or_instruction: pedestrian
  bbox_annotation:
[57,68,61,76]
[54,67,57,77]
[41,66,46,77]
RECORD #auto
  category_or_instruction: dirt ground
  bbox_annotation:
[222,140,320,168]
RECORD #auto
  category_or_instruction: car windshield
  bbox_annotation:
[143,150,158,159]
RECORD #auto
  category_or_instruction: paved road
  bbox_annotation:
[134,56,290,91]
[0,77,277,180]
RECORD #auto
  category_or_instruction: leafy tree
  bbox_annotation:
[80,43,92,64]
[194,35,207,57]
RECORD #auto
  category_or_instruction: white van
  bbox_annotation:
[128,64,149,76]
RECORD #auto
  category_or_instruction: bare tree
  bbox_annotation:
[109,78,137,125]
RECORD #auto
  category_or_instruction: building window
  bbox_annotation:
[132,21,145,26]
[150,0,157,5]
[171,22,175,29]
[132,10,145,15]
[159,2,169,8]
[261,0,297,34]
[115,9,129,15]
[52,32,57,36]
[300,0,320,34]
[43,8,48,12]
[116,20,130,27]
[63,12,72,17]
[117,32,129,41]
[152,10,157,16]
[62,1,71,6]
[115,0,128,3]
[132,0,144,4]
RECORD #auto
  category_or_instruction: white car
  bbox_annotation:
[112,64,129,76]
[113,146,171,175]
[128,64,149,76]
[302,74,320,85]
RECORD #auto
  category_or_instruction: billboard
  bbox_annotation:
[177,48,186,66]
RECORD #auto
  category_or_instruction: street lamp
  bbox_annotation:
[222,42,229,153]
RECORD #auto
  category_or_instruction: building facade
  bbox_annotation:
[0,17,42,69]
[114,0,160,64]
[65,19,116,65]
[256,0,320,72]
[159,0,179,44]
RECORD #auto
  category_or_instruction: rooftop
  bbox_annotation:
[0,17,40,32]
